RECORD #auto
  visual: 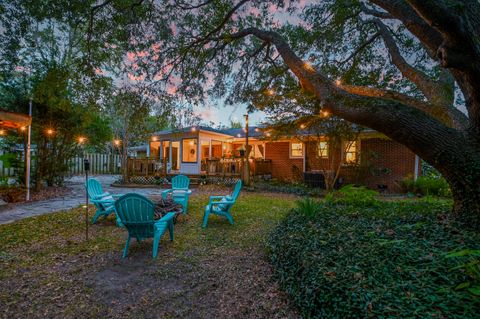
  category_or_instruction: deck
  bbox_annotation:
[125,157,272,183]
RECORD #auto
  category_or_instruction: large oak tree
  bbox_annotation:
[5,1,479,227]
[138,0,478,228]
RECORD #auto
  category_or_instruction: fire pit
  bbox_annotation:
[152,197,183,220]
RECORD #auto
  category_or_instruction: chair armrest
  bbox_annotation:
[93,192,111,199]
[208,196,225,204]
[91,198,115,205]
[156,212,176,223]
[210,200,235,207]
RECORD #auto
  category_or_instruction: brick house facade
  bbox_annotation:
[147,126,420,193]
[264,135,420,193]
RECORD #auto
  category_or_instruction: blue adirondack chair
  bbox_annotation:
[161,175,191,213]
[114,193,175,258]
[202,180,242,228]
[86,178,122,225]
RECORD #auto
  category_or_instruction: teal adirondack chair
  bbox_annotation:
[114,193,175,258]
[86,178,122,225]
[202,180,242,228]
[161,175,191,213]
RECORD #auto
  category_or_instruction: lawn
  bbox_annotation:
[0,192,299,318]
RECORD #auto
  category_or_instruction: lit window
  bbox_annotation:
[182,139,197,162]
[344,141,357,164]
[290,142,303,158]
[318,141,328,158]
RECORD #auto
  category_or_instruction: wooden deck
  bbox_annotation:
[126,157,272,183]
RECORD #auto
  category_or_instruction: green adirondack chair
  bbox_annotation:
[86,178,122,225]
[202,180,242,228]
[114,193,175,258]
[161,175,191,213]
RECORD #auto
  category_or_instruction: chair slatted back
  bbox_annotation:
[172,175,190,190]
[220,180,242,212]
[230,180,242,202]
[114,193,155,239]
[86,178,104,199]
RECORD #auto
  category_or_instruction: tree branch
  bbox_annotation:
[338,32,380,64]
[225,27,465,164]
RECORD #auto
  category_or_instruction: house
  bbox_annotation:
[129,125,420,193]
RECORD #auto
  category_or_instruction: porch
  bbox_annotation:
[125,157,272,183]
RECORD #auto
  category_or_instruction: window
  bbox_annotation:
[290,142,303,158]
[318,141,328,158]
[182,139,197,162]
[344,140,358,164]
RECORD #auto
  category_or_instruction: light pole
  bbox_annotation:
[243,113,250,186]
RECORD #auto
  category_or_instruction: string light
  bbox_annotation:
[303,61,315,71]
[45,129,54,136]
[78,136,86,144]
[265,132,271,137]
[20,126,26,132]
[152,136,158,142]
[321,110,330,117]
[0,129,5,136]
[114,139,121,146]
[300,124,306,129]
[335,79,342,86]
[266,88,275,96]
[191,127,197,132]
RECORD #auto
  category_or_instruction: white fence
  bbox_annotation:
[0,150,122,177]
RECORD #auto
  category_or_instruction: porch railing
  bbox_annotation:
[205,158,272,176]
[126,157,272,180]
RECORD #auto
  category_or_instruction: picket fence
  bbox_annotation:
[0,150,122,177]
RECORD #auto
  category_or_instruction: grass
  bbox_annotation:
[0,192,299,318]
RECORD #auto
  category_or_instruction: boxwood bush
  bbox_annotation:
[267,199,480,318]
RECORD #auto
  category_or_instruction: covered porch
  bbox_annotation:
[125,126,272,182]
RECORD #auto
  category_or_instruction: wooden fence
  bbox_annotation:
[0,150,122,177]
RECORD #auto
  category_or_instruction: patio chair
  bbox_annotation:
[114,193,175,258]
[86,178,122,225]
[202,180,242,228]
[161,175,191,213]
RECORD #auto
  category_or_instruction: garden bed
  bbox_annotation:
[268,197,480,318]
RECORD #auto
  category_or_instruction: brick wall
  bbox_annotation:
[265,142,304,181]
[266,138,419,193]
[357,138,418,192]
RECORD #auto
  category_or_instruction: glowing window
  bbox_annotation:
[318,141,328,158]
[290,142,303,158]
[182,139,198,163]
[344,141,358,164]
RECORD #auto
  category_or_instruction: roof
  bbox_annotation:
[152,124,376,140]
[218,127,264,138]
[0,110,31,129]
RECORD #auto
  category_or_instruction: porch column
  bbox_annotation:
[209,140,212,159]
[168,141,172,173]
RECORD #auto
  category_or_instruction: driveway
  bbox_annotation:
[0,175,167,225]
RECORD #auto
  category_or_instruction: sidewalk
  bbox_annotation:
[0,175,166,225]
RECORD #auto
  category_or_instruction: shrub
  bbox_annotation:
[401,175,451,197]
[324,184,379,207]
[295,197,321,218]
[251,179,323,196]
[267,199,479,318]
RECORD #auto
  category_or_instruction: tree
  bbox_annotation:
[86,0,478,227]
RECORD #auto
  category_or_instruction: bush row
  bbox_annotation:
[267,197,480,318]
